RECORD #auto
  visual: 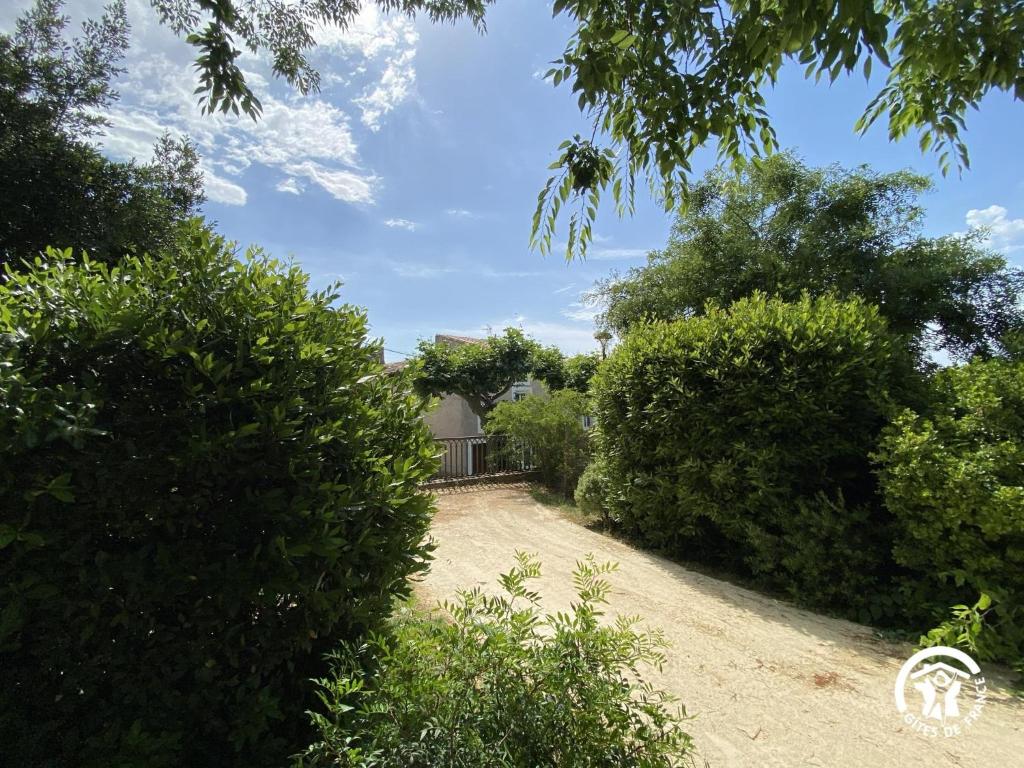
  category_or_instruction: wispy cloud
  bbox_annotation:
[562,301,599,323]
[276,177,303,195]
[478,267,546,278]
[389,260,457,279]
[203,165,247,205]
[553,283,576,294]
[383,217,418,231]
[443,316,601,354]
[66,0,423,208]
[445,208,479,219]
[963,205,1024,254]
[587,247,651,260]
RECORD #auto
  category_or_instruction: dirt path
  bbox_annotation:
[417,485,1024,768]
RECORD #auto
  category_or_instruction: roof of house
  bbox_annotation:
[383,360,409,374]
[435,333,485,346]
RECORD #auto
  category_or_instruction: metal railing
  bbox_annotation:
[428,434,535,483]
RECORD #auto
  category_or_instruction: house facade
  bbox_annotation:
[389,333,547,439]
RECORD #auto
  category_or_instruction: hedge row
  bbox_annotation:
[0,226,439,767]
[591,292,1023,658]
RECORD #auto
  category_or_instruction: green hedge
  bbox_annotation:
[591,293,903,614]
[0,226,438,767]
[877,359,1024,660]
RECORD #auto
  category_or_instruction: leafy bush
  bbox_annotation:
[877,359,1024,660]
[575,458,611,522]
[296,554,694,768]
[0,225,438,767]
[591,293,905,615]
[486,390,590,496]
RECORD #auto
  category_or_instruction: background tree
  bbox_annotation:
[1,0,206,268]
[533,0,1024,258]
[562,352,600,392]
[415,328,539,423]
[594,154,1024,362]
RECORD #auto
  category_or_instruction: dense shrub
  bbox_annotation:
[296,554,694,768]
[591,293,906,614]
[575,458,611,521]
[487,390,590,496]
[876,359,1024,660]
[0,226,438,767]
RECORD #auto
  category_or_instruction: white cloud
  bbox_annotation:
[204,168,248,205]
[562,301,599,323]
[315,7,417,59]
[96,53,379,205]
[587,247,650,260]
[384,217,418,231]
[478,267,546,278]
[315,8,419,130]
[446,208,478,219]
[284,161,377,204]
[390,261,457,279]
[356,48,416,130]
[964,205,1024,254]
[444,317,601,355]
[553,283,576,294]
[69,0,417,207]
[276,177,303,195]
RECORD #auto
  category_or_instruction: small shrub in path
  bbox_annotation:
[297,553,695,768]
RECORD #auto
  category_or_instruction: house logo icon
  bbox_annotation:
[894,646,988,737]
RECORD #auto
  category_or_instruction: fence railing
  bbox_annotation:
[428,434,535,483]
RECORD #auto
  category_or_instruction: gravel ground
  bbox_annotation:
[417,484,1024,768]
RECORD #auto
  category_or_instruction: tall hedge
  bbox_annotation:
[877,359,1024,660]
[0,226,438,767]
[591,293,905,614]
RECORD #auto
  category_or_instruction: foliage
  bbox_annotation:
[575,458,610,522]
[143,2,1022,260]
[595,155,1024,362]
[532,347,601,393]
[918,594,995,659]
[0,224,439,767]
[876,358,1024,660]
[1,0,206,268]
[533,0,1024,258]
[415,328,539,422]
[148,0,491,118]
[295,553,694,768]
[487,391,591,497]
[563,351,601,392]
[591,293,904,615]
[3,0,128,136]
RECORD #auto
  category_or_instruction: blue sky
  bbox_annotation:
[4,1,1023,360]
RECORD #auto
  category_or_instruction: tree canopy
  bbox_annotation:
[148,0,491,118]
[594,154,1024,362]
[415,328,539,422]
[1,0,206,268]
[138,1,1022,260]
[533,0,1024,258]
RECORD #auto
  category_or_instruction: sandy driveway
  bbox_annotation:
[417,485,1024,768]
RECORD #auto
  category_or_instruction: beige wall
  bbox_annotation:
[423,393,480,439]
[422,379,550,439]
